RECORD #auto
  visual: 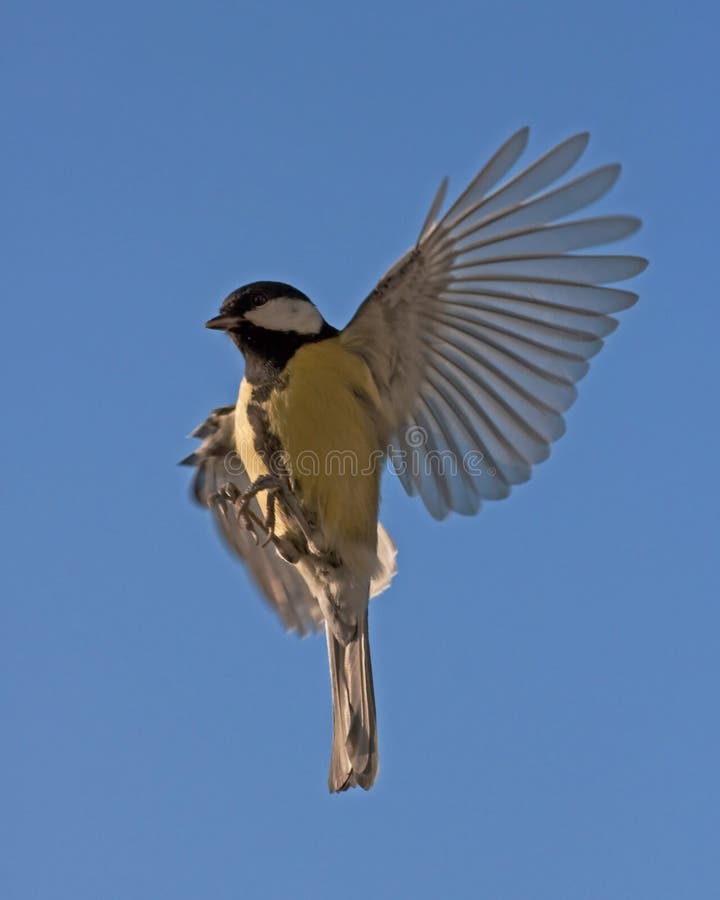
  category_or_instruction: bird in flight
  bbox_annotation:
[182,128,646,792]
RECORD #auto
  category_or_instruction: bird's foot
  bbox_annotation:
[214,475,326,557]
[208,481,269,545]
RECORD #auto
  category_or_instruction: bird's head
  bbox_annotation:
[205,281,336,376]
[206,281,327,338]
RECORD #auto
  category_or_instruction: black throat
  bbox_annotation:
[228,320,338,386]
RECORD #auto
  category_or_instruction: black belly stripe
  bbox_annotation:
[245,396,288,479]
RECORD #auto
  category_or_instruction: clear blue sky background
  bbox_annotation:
[3,1,718,898]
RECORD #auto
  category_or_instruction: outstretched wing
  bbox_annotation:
[181,405,323,635]
[341,128,647,519]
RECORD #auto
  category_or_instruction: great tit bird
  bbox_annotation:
[182,128,646,792]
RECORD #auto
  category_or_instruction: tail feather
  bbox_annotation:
[326,612,378,792]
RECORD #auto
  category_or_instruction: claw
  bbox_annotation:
[307,531,328,556]
[238,508,260,544]
[208,482,241,508]
[236,500,269,545]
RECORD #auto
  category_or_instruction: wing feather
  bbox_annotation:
[438,127,530,229]
[343,130,647,518]
[439,132,590,234]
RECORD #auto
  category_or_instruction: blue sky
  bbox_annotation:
[3,1,718,897]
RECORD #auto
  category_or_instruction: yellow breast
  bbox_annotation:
[235,338,385,553]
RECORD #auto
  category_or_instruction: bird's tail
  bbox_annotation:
[325,611,378,792]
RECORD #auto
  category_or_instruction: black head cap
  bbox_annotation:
[205,281,322,332]
[219,281,313,321]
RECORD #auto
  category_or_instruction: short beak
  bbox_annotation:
[205,314,242,331]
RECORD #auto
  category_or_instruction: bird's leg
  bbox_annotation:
[260,492,276,548]
[241,474,326,556]
[252,489,295,559]
[258,490,305,564]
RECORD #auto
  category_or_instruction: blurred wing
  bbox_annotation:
[181,405,323,635]
[342,128,647,519]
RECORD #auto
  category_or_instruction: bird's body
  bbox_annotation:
[183,129,647,792]
[235,337,386,563]
[214,290,396,788]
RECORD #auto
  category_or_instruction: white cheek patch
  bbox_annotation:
[244,297,324,334]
